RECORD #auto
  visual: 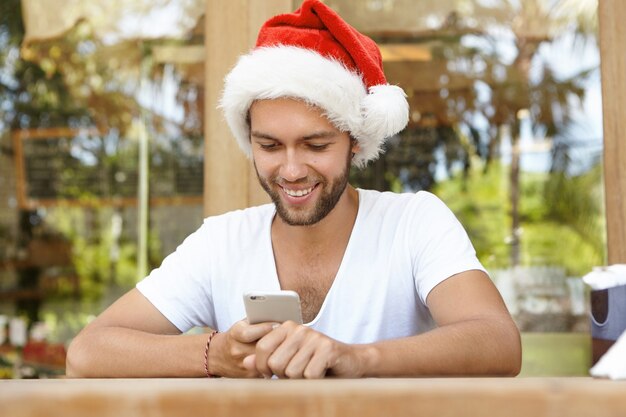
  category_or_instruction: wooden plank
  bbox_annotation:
[599,0,626,264]
[379,44,432,62]
[18,196,203,210]
[204,0,289,216]
[1,378,626,417]
[384,60,473,93]
[204,1,252,216]
[204,0,251,217]
[12,127,99,140]
[152,45,205,64]
[11,131,28,209]
[12,127,201,209]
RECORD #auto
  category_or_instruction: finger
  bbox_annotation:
[264,333,304,378]
[302,349,331,379]
[231,320,277,343]
[253,322,299,377]
[257,323,311,378]
[244,354,274,379]
[242,354,256,371]
[254,332,286,377]
[282,341,317,379]
[302,338,337,379]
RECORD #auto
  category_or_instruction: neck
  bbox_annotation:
[272,185,359,246]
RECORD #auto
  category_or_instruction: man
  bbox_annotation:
[66,0,521,379]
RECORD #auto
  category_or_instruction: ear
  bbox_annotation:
[350,138,360,156]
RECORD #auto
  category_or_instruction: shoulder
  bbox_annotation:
[358,188,449,215]
[193,203,275,255]
[202,203,275,232]
[356,189,461,239]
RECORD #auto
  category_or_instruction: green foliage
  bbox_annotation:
[1,1,200,306]
[521,221,602,276]
[46,207,160,301]
[434,160,605,276]
[544,164,605,253]
[0,1,90,130]
[434,160,510,270]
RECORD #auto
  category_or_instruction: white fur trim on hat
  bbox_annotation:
[220,46,409,168]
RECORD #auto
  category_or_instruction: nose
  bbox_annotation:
[279,148,308,182]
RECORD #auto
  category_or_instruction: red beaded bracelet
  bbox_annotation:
[204,330,218,378]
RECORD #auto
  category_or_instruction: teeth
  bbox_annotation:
[284,186,313,197]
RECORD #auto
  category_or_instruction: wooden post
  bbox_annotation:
[599,0,626,264]
[204,0,293,217]
[594,0,626,365]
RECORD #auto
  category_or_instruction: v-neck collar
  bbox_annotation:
[263,189,365,325]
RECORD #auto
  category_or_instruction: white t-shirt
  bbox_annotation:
[136,189,486,344]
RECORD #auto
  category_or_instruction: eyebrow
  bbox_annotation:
[250,130,339,141]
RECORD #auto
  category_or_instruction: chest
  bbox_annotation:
[274,253,342,323]
[267,247,425,340]
[211,214,423,333]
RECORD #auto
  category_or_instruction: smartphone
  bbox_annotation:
[243,290,303,325]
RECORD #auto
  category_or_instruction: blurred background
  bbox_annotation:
[0,0,603,378]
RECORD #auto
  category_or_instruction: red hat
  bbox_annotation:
[220,0,409,168]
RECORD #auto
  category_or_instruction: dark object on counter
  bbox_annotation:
[591,284,626,365]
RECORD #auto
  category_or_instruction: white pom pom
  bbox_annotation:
[352,85,409,167]
[362,85,409,137]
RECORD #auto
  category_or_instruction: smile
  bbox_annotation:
[282,186,314,197]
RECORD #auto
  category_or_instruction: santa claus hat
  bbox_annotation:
[220,0,409,168]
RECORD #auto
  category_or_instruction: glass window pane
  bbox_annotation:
[333,0,603,373]
[0,0,205,378]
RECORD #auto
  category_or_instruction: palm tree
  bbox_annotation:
[352,0,599,267]
[478,0,597,266]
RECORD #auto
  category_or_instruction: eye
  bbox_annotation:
[307,143,329,151]
[258,142,279,151]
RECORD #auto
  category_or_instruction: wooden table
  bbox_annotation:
[1,377,625,417]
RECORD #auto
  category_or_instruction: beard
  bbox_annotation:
[256,151,352,226]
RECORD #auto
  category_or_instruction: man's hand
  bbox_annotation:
[242,321,372,379]
[209,320,276,378]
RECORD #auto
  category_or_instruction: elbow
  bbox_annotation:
[498,321,522,377]
[65,332,93,378]
[502,352,522,377]
[508,345,523,377]
[504,346,522,377]
[476,317,522,377]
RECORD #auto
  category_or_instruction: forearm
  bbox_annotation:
[66,326,208,378]
[358,317,521,377]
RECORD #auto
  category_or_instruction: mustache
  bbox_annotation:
[271,175,324,187]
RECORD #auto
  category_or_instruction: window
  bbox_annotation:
[330,0,602,375]
[0,0,205,378]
